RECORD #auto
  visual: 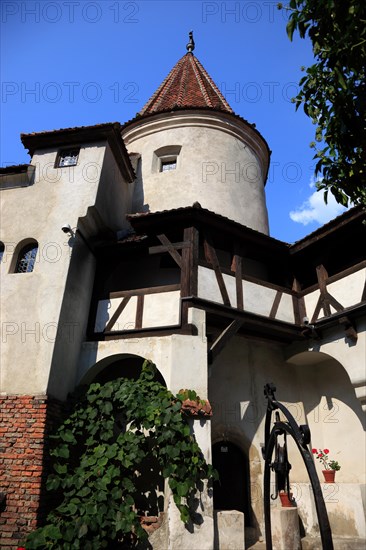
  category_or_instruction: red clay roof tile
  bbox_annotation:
[139,53,233,115]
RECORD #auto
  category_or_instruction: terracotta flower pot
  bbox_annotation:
[322,469,336,483]
[279,491,294,507]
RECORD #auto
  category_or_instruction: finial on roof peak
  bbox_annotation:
[186,30,195,53]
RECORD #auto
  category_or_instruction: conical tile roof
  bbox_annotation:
[139,52,234,116]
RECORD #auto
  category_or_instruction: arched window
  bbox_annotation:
[0,242,4,263]
[15,241,38,273]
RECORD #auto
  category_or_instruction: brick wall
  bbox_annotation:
[0,395,62,549]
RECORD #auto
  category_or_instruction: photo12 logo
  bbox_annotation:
[1,81,139,105]
[202,2,288,24]
[1,2,140,24]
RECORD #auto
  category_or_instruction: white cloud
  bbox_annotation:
[289,179,348,226]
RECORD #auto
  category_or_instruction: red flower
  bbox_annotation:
[323,449,329,454]
[312,448,317,454]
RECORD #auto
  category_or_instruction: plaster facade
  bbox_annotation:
[122,111,270,234]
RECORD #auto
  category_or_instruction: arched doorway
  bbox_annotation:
[79,353,166,387]
[212,441,250,521]
[79,355,167,517]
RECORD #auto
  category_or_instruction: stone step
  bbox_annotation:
[247,536,366,550]
[301,536,366,550]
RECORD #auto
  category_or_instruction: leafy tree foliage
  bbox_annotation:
[279,0,366,206]
[26,361,215,549]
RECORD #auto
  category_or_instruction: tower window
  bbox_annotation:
[161,159,177,172]
[56,148,80,167]
[15,242,38,273]
[153,145,182,174]
[0,242,4,263]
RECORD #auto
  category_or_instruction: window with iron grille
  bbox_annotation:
[56,148,80,167]
[161,159,177,172]
[15,242,38,273]
[153,145,181,173]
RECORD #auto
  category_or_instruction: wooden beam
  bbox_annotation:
[362,277,366,302]
[104,296,131,332]
[110,283,180,299]
[181,227,199,297]
[232,254,244,310]
[269,291,282,319]
[135,295,144,329]
[311,297,324,323]
[297,260,366,296]
[157,234,182,268]
[204,234,231,306]
[208,319,244,363]
[102,324,198,340]
[326,292,344,313]
[180,226,199,325]
[316,265,331,316]
[149,241,190,255]
[312,264,345,321]
[182,296,305,342]
[292,278,306,325]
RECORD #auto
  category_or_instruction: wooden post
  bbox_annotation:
[181,226,199,325]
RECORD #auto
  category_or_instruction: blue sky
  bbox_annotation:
[1,0,347,243]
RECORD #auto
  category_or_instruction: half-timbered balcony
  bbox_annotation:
[88,205,366,350]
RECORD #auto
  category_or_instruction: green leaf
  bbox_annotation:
[78,523,88,538]
[61,430,76,443]
[177,482,189,497]
[180,506,190,523]
[78,486,91,497]
[54,463,67,475]
[44,523,63,539]
[29,361,215,547]
[286,17,296,41]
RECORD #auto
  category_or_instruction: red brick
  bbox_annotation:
[0,394,63,543]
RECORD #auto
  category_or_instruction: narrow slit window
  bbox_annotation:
[0,242,4,263]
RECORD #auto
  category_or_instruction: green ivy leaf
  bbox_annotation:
[26,360,215,548]
[78,523,88,538]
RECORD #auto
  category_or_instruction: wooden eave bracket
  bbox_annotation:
[208,319,244,364]
[339,316,358,343]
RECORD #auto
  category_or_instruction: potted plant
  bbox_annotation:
[279,490,295,507]
[312,448,341,482]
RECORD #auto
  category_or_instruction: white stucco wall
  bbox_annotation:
[198,266,295,322]
[209,333,366,536]
[303,267,366,320]
[122,111,269,234]
[0,141,133,397]
[79,307,208,398]
[95,290,181,332]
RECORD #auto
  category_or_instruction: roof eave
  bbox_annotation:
[21,123,135,183]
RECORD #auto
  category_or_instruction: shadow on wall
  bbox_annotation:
[288,351,366,432]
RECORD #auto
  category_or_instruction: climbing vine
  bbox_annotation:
[26,361,216,549]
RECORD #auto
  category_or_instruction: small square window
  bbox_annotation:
[161,159,177,172]
[56,148,80,167]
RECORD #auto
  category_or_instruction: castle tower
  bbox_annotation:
[122,38,270,234]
